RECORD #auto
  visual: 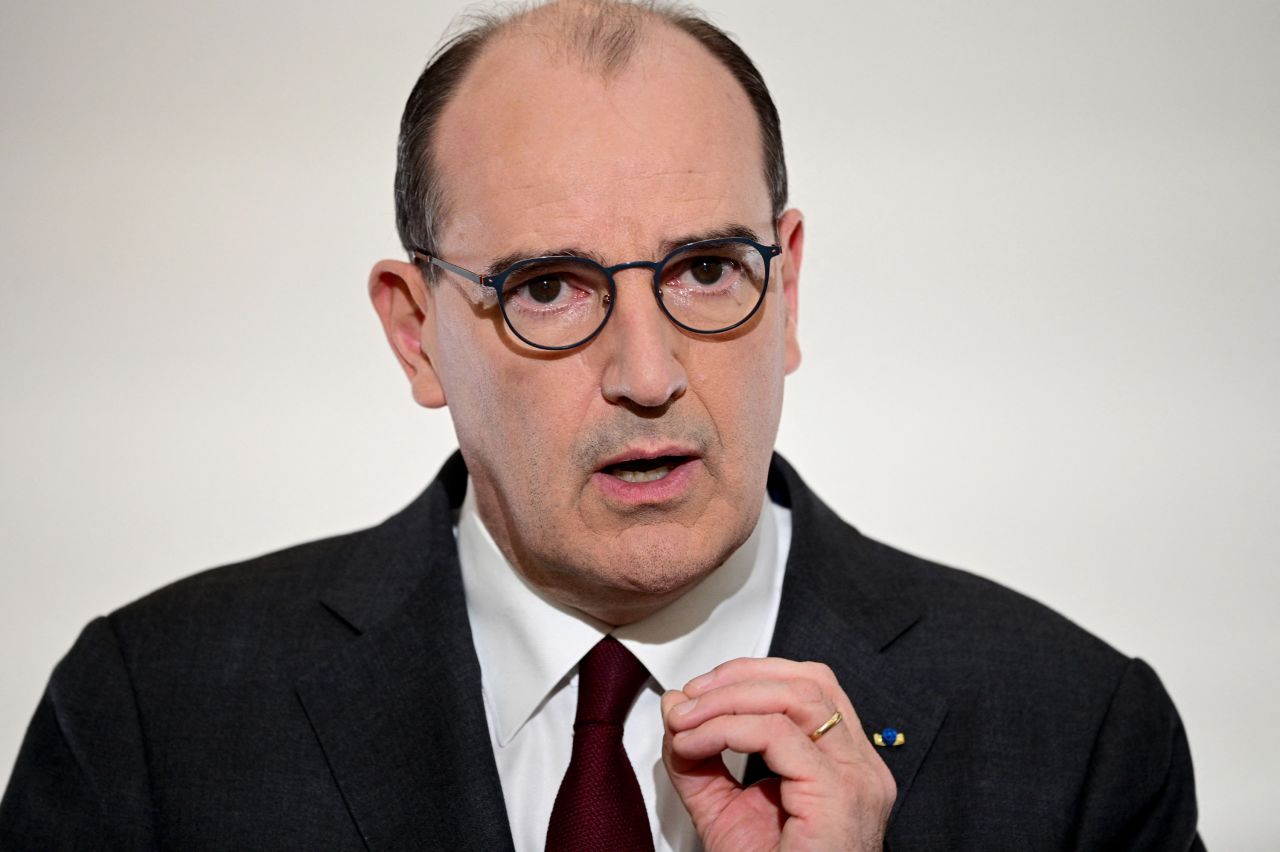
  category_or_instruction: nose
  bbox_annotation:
[598,270,688,409]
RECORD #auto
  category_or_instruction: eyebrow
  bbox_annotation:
[481,222,766,277]
[658,224,764,256]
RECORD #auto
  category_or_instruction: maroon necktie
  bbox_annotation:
[546,635,656,851]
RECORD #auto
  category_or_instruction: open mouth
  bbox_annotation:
[601,454,694,484]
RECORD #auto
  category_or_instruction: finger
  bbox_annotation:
[684,658,844,700]
[662,690,737,780]
[684,659,866,736]
[665,677,852,749]
[661,688,689,726]
[669,712,832,782]
[660,693,743,827]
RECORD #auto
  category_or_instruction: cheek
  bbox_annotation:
[436,326,598,485]
[701,318,788,437]
[431,323,514,475]
[725,351,787,506]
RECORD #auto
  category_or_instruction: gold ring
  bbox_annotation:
[809,711,843,742]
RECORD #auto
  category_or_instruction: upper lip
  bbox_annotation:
[596,445,700,471]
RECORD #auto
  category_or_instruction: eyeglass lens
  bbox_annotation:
[499,240,769,349]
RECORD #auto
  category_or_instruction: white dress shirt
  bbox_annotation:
[456,481,792,852]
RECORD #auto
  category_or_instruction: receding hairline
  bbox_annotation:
[451,0,691,73]
[395,0,787,268]
[427,2,767,239]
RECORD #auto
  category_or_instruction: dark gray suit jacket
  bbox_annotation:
[1,452,1204,850]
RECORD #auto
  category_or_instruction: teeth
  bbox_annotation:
[613,465,672,483]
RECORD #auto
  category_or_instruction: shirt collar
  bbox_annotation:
[457,481,781,747]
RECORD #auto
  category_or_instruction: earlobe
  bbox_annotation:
[777,209,804,375]
[367,259,448,409]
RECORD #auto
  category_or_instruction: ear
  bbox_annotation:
[368,259,447,409]
[776,208,804,375]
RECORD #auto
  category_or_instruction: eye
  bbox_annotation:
[669,253,743,293]
[689,257,726,286]
[503,263,600,313]
[522,276,566,304]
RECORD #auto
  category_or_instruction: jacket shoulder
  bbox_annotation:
[858,532,1129,685]
[109,530,361,638]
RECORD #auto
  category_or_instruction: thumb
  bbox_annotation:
[660,690,740,826]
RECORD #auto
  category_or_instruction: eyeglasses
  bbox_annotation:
[412,237,782,351]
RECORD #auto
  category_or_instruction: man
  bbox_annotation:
[0,1,1203,849]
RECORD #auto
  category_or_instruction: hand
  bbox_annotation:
[661,657,895,851]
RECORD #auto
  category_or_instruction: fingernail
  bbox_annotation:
[686,672,714,692]
[672,698,697,716]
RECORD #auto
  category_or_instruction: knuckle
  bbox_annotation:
[792,678,824,705]
[805,661,838,688]
[709,658,745,683]
[838,765,862,790]
[881,764,898,798]
[842,761,896,815]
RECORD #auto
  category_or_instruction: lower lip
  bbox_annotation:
[591,457,702,506]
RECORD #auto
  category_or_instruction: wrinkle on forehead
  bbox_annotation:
[442,172,757,266]
[503,166,715,196]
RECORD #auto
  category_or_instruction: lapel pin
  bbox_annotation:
[873,727,905,747]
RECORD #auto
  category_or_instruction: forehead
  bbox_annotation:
[432,21,771,259]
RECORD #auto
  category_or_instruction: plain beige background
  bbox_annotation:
[2,0,1277,847]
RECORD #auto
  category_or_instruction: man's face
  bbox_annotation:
[382,23,802,623]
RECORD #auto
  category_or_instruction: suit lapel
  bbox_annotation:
[296,453,514,852]
[293,451,944,845]
[752,456,948,823]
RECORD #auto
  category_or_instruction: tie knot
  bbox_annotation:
[575,635,651,725]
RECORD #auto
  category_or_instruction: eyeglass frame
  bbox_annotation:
[410,236,783,351]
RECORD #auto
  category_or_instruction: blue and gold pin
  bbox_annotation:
[873,727,905,747]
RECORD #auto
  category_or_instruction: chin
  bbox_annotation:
[591,521,745,598]
[522,493,763,621]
